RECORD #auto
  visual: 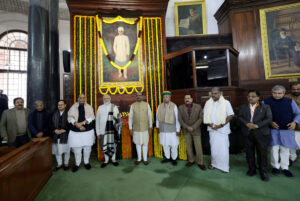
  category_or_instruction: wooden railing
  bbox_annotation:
[0,138,52,201]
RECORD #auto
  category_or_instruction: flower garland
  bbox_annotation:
[153,128,163,158]
[178,131,187,160]
[95,15,143,70]
[99,86,144,95]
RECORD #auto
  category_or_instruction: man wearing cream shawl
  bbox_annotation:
[203,87,234,173]
[156,91,181,166]
[68,94,95,172]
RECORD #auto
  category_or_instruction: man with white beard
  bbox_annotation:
[96,94,123,168]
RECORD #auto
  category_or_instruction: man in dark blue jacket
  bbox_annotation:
[29,100,51,138]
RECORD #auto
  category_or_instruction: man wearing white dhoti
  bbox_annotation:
[156,91,180,166]
[113,26,130,79]
[51,100,70,171]
[129,92,153,165]
[68,94,95,172]
[96,94,123,168]
[203,87,234,173]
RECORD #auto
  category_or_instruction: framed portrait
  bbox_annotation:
[260,2,300,79]
[97,16,143,92]
[174,0,207,36]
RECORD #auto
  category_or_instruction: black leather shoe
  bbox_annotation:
[84,163,92,170]
[72,165,79,172]
[283,169,294,177]
[53,166,62,172]
[246,169,257,176]
[112,161,119,166]
[260,172,269,181]
[172,160,177,166]
[63,166,69,171]
[198,164,206,170]
[271,168,280,175]
[101,163,108,168]
[161,158,171,163]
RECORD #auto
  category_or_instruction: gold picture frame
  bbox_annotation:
[174,0,207,36]
[97,16,143,94]
[260,2,300,80]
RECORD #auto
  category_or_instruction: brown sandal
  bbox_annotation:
[208,165,214,170]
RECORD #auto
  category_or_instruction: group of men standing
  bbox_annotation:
[1,84,300,181]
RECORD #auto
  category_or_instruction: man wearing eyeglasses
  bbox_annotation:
[238,90,272,181]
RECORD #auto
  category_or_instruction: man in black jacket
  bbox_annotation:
[238,90,272,181]
[51,100,70,171]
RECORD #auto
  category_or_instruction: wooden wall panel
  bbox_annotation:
[215,0,300,90]
[232,11,260,81]
[218,16,232,34]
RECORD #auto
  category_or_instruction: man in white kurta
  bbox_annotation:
[68,94,95,172]
[113,26,130,79]
[156,91,181,166]
[203,87,234,173]
[96,94,122,168]
[129,92,152,165]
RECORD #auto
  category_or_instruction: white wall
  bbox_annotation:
[0,11,70,99]
[165,0,225,36]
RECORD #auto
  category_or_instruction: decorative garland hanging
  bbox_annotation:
[96,15,143,70]
[99,86,144,95]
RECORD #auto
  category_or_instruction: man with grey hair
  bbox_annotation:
[203,87,234,173]
[113,26,130,79]
[28,100,51,138]
[263,85,300,177]
[96,94,123,168]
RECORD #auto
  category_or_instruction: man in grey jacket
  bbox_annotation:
[0,97,31,147]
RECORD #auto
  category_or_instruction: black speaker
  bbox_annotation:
[63,50,70,72]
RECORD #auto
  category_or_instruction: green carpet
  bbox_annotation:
[35,153,300,201]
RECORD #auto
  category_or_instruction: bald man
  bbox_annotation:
[129,92,153,165]
[96,94,123,168]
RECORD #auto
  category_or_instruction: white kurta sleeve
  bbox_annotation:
[156,105,160,128]
[148,104,153,128]
[128,105,133,130]
[174,106,181,132]
[95,107,101,136]
[113,37,117,54]
[225,101,234,116]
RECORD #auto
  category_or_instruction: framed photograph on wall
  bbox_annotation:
[97,16,143,93]
[260,2,300,79]
[174,0,207,36]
